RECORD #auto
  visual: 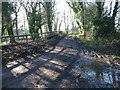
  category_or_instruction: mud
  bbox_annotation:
[2,35,120,88]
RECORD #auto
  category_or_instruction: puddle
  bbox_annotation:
[77,60,120,88]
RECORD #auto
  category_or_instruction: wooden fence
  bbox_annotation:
[1,31,63,58]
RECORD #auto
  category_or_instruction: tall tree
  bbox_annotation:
[112,0,119,30]
[2,2,15,43]
[67,1,84,35]
[93,0,120,40]
[0,2,1,36]
[13,2,21,36]
[44,1,55,32]
[22,2,44,39]
[37,2,43,36]
[96,2,104,18]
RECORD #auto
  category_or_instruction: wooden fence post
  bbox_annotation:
[36,33,39,47]
[26,35,28,48]
[11,35,14,60]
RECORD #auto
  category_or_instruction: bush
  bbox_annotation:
[93,16,115,39]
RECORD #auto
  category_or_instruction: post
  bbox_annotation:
[11,35,14,60]
[24,35,26,43]
[37,33,39,46]
[26,35,28,48]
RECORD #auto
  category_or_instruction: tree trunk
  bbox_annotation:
[96,2,104,18]
[7,12,15,43]
[46,2,53,32]
[39,3,43,36]
[15,12,19,36]
[8,25,15,43]
[47,12,52,32]
[112,1,119,30]
[83,1,86,38]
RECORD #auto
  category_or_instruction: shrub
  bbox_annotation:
[93,16,115,39]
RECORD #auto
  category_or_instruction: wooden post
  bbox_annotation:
[36,33,39,47]
[24,35,26,43]
[11,35,14,60]
[26,35,28,48]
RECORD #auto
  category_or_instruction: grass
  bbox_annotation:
[111,55,120,64]
[112,55,120,59]
[77,34,98,48]
[74,31,120,57]
[8,55,14,60]
[0,42,9,46]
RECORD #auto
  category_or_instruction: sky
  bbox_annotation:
[54,0,74,30]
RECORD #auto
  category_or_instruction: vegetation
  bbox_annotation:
[1,1,120,88]
[2,2,15,42]
[1,1,120,55]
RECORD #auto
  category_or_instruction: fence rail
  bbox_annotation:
[0,31,62,38]
[1,31,63,57]
[1,31,62,45]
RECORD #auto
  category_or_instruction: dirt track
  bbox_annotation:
[2,35,120,88]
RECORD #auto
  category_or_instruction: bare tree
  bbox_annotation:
[43,1,55,32]
[13,2,21,36]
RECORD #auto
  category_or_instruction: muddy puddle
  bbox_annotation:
[74,58,120,88]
